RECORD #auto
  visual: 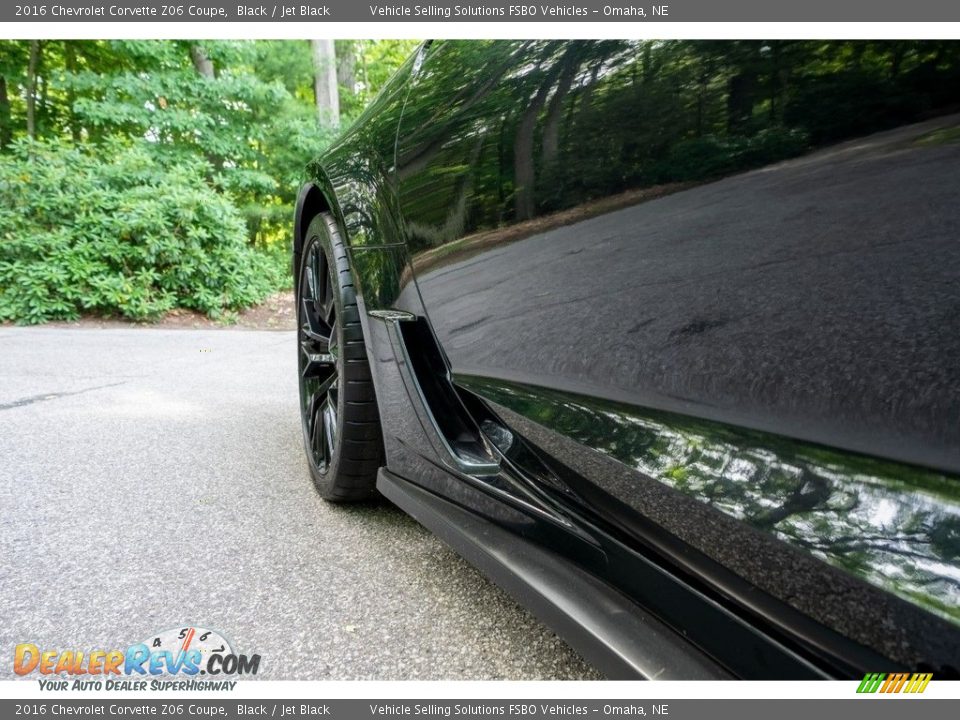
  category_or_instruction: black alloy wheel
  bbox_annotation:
[299,237,339,473]
[297,213,383,501]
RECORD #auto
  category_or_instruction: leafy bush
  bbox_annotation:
[0,139,283,324]
[740,127,811,166]
[658,127,810,183]
[660,136,745,181]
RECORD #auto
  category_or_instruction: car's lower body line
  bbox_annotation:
[376,467,732,680]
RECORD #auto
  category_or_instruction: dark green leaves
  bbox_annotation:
[0,139,281,324]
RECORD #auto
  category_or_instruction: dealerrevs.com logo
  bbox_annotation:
[14,626,260,691]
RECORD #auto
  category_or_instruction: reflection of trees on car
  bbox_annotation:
[460,377,960,627]
[396,40,960,255]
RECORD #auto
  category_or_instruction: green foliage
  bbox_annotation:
[551,40,960,210]
[0,139,281,324]
[61,40,332,241]
[0,39,415,324]
[356,40,420,92]
[658,127,810,182]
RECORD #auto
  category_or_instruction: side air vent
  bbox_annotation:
[397,318,500,474]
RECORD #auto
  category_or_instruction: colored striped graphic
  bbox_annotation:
[857,672,933,693]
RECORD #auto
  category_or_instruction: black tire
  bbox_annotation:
[296,212,383,501]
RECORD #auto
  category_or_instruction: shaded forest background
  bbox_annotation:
[0,39,418,324]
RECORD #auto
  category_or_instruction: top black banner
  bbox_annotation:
[5,0,960,23]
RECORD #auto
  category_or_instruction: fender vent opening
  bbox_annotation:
[398,318,498,472]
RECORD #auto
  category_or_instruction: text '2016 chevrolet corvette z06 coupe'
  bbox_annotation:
[292,40,960,679]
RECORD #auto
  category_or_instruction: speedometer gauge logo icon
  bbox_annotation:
[140,626,234,675]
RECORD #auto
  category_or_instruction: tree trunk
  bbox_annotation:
[397,45,525,180]
[38,48,49,137]
[752,472,831,530]
[311,39,339,127]
[577,65,601,129]
[514,64,561,221]
[889,41,906,79]
[336,40,356,97]
[513,50,577,220]
[65,41,80,143]
[726,72,755,134]
[358,41,369,98]
[769,42,781,122]
[541,58,578,171]
[26,40,41,140]
[641,42,654,84]
[0,76,11,150]
[189,44,215,78]
[696,72,707,137]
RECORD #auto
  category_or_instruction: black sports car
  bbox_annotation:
[292,40,960,679]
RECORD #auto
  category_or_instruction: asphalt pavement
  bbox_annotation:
[0,326,599,680]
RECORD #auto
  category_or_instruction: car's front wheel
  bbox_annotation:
[296,212,383,501]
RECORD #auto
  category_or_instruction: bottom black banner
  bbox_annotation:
[2,699,955,720]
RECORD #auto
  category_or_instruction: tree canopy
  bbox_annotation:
[0,39,419,323]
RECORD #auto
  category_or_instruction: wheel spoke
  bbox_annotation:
[315,372,337,399]
[307,388,321,440]
[312,247,326,304]
[311,397,326,465]
[303,372,335,407]
[305,256,317,305]
[323,394,337,462]
[326,384,339,442]
[327,326,338,359]
[301,299,329,345]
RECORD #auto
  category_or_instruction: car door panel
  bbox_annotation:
[387,40,960,674]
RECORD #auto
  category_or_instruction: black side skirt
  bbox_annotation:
[377,468,730,680]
